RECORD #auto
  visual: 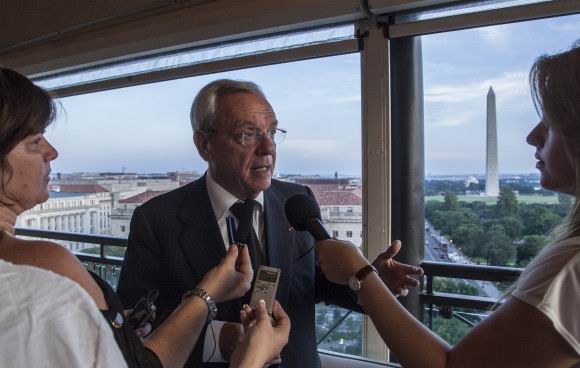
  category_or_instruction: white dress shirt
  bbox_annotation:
[206,169,265,251]
[203,170,266,362]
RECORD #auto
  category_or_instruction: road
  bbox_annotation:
[424,222,501,299]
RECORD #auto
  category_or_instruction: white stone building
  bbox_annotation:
[310,184,363,247]
[110,190,168,237]
[17,184,113,251]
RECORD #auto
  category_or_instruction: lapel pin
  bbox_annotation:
[287,225,295,232]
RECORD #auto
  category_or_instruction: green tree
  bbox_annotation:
[484,225,516,266]
[443,192,460,211]
[434,278,479,296]
[496,187,518,218]
[517,235,547,266]
[432,316,471,345]
[556,193,574,215]
[498,216,523,240]
[452,223,484,258]
[521,205,562,235]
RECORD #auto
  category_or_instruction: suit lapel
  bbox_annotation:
[264,184,294,304]
[177,176,226,279]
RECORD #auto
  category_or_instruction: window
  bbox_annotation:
[332,230,340,238]
[420,12,580,345]
[346,231,353,238]
[45,45,365,359]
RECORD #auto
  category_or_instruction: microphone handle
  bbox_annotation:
[304,218,331,241]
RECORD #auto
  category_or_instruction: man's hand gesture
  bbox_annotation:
[371,240,423,296]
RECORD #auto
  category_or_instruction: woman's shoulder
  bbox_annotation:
[3,236,81,271]
[1,236,107,308]
[514,236,580,301]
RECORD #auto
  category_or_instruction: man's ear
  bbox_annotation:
[193,131,211,161]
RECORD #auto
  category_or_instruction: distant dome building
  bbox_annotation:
[464,175,479,188]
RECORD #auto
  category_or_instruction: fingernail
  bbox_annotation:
[242,304,250,310]
[259,299,266,305]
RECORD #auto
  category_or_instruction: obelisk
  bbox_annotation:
[486,86,499,196]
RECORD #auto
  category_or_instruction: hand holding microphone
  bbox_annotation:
[284,193,422,296]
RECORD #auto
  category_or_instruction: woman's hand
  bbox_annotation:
[316,239,369,285]
[231,300,290,368]
[198,244,253,303]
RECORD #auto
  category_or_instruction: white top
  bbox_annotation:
[0,258,127,368]
[205,169,265,251]
[512,235,580,356]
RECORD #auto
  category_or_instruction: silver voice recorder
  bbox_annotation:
[249,265,281,314]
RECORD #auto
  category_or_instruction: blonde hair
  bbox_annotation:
[497,43,580,306]
[530,42,580,241]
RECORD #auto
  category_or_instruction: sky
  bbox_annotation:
[43,13,580,176]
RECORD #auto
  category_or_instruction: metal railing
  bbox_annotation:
[15,228,526,365]
[419,261,522,329]
[15,228,127,287]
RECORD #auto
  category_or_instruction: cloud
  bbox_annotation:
[477,26,510,48]
[281,139,343,155]
[548,20,580,32]
[428,110,478,128]
[425,70,528,104]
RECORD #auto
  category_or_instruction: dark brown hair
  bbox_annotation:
[0,67,56,205]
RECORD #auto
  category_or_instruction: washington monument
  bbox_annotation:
[486,86,499,196]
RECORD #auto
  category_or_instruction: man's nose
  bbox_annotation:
[255,131,275,154]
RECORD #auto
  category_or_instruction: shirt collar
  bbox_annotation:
[205,170,264,222]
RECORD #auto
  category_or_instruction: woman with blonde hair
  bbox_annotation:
[316,43,580,367]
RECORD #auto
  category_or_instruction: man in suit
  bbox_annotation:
[117,79,422,367]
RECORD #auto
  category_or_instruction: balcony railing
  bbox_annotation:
[419,261,522,329]
[15,228,126,287]
[15,228,524,366]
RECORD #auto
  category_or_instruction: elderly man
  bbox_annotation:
[117,79,422,367]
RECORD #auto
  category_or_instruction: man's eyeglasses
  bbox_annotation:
[201,128,287,147]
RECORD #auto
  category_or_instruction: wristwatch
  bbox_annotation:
[184,287,218,322]
[348,264,377,292]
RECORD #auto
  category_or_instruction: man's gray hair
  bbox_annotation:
[190,79,266,132]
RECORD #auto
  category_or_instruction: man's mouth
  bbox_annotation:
[534,154,544,169]
[251,165,270,172]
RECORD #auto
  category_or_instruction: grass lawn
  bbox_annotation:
[425,194,558,205]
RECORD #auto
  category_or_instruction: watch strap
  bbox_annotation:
[184,287,218,321]
[354,264,377,305]
[355,264,377,282]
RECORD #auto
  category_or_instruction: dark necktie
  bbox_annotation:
[229,200,263,281]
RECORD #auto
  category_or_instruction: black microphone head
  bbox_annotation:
[285,193,322,231]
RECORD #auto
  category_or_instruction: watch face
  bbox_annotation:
[348,275,361,291]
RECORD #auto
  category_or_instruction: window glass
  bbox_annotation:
[20,52,367,359]
[422,13,580,343]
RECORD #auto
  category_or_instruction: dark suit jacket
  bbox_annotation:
[117,176,359,367]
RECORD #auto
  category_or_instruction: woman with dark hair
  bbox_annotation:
[0,67,290,368]
[316,43,580,368]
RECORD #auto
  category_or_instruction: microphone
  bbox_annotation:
[284,193,331,241]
